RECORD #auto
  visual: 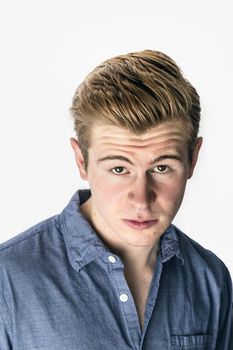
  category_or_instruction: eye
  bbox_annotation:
[111,166,128,175]
[152,165,170,173]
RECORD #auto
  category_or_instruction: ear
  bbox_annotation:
[188,137,203,179]
[70,137,88,180]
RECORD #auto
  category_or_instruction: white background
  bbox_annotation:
[0,1,232,276]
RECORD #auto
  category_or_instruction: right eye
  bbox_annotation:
[111,167,128,175]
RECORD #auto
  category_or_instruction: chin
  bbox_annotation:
[128,241,156,248]
[123,230,161,247]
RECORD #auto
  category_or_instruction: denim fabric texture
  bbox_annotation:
[0,190,232,349]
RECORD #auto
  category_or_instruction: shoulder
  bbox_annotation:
[0,215,60,268]
[0,215,64,332]
[174,225,232,284]
[0,214,68,307]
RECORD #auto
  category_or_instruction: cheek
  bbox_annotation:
[89,173,123,209]
[157,177,187,206]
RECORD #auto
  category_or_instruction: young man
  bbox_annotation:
[0,50,232,349]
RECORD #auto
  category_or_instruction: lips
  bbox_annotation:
[122,219,158,230]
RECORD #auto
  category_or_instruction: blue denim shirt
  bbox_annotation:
[0,190,232,349]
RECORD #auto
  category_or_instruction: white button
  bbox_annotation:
[108,255,117,263]
[119,293,128,302]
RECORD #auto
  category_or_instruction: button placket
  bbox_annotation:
[107,255,141,346]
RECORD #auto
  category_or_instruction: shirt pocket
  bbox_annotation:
[170,334,211,349]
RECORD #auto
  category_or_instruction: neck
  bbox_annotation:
[114,244,159,271]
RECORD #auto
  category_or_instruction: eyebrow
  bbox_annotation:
[153,154,183,163]
[97,154,183,165]
[97,155,134,165]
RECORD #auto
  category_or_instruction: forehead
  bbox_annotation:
[90,121,188,152]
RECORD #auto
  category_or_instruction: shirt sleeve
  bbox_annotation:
[216,268,233,349]
[0,293,12,350]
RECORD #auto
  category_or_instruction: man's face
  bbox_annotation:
[72,121,202,248]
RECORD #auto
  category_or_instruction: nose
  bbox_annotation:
[128,174,156,211]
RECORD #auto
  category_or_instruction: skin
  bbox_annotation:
[70,120,202,327]
[71,120,202,254]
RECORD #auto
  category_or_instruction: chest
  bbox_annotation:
[124,269,154,328]
[8,255,217,349]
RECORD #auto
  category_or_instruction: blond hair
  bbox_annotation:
[70,50,201,164]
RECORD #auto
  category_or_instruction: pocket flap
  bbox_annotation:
[171,334,211,349]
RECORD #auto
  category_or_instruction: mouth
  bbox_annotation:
[122,219,158,230]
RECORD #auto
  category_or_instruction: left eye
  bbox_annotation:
[153,165,169,173]
[111,167,128,175]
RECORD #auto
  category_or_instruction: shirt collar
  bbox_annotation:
[59,190,184,271]
[59,190,108,271]
[160,225,184,264]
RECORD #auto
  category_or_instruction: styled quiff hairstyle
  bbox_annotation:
[70,49,201,164]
